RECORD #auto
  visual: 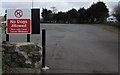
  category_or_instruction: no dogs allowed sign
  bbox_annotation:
[7,9,31,34]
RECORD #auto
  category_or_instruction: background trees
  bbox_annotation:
[67,8,78,23]
[92,2,109,23]
[113,1,120,22]
[41,8,52,23]
[78,8,87,23]
[55,12,67,23]
[41,1,109,24]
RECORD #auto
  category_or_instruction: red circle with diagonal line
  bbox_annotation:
[14,9,23,18]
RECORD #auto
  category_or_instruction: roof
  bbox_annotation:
[107,15,116,18]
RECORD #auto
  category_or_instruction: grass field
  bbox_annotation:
[0,52,2,74]
[0,24,5,30]
[92,24,119,33]
[0,29,2,74]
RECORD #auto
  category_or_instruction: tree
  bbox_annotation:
[113,1,120,22]
[67,8,78,23]
[78,8,86,23]
[41,1,109,24]
[41,8,52,22]
[94,1,109,23]
[50,6,57,14]
[55,11,67,23]
[87,1,109,23]
[50,6,58,23]
[87,3,96,23]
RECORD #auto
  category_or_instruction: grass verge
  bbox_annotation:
[0,24,6,30]
[92,24,119,33]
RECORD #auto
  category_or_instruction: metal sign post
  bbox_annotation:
[27,34,30,42]
[6,34,9,42]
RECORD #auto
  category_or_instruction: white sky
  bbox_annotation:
[0,0,119,16]
[1,0,119,2]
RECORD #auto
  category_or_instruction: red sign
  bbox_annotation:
[7,19,31,33]
[7,9,31,34]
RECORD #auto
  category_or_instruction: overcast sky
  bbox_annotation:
[0,0,119,16]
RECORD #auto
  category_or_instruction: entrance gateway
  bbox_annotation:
[5,8,48,71]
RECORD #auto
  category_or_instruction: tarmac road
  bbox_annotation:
[2,24,118,73]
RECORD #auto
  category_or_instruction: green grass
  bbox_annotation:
[92,24,119,33]
[0,24,6,30]
[0,52,2,74]
[0,69,2,75]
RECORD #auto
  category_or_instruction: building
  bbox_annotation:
[107,15,118,23]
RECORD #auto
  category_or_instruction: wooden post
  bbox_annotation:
[6,34,9,42]
[42,29,46,68]
[27,34,30,42]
